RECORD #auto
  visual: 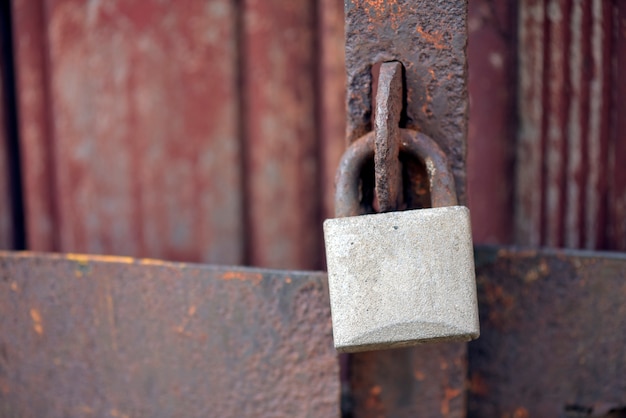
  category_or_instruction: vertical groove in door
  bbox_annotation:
[466,0,518,245]
[317,0,346,225]
[517,0,546,246]
[609,0,626,251]
[0,1,22,250]
[242,0,320,270]
[11,0,58,252]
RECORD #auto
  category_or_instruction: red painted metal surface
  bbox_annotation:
[11,0,346,270]
[466,0,517,245]
[13,0,244,264]
[609,1,626,251]
[318,0,347,224]
[243,0,321,270]
[0,251,340,417]
[516,0,614,250]
[469,246,626,417]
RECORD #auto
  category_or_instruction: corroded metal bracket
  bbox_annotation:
[345,0,469,203]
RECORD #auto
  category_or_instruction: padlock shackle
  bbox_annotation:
[335,129,458,218]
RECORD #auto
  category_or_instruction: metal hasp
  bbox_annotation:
[344,1,470,416]
[0,252,339,417]
[345,0,469,203]
[374,61,403,212]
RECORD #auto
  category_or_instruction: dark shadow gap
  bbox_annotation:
[0,1,26,250]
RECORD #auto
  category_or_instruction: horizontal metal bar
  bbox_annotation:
[0,252,339,417]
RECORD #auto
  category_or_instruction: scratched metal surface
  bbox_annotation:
[0,252,339,417]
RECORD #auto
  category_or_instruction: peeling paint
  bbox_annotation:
[221,271,263,285]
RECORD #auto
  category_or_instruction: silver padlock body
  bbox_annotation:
[323,206,479,353]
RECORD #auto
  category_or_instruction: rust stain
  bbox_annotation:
[66,253,135,265]
[361,0,399,16]
[104,278,118,352]
[10,281,19,292]
[175,330,208,343]
[513,407,530,418]
[440,387,462,415]
[524,259,550,283]
[416,27,449,50]
[221,271,262,285]
[413,370,426,381]
[483,282,516,328]
[358,0,404,30]
[109,408,130,418]
[75,405,94,415]
[37,252,187,270]
[0,378,10,395]
[175,305,197,335]
[29,308,43,335]
[364,384,384,411]
[524,269,540,283]
[139,258,184,268]
[422,68,436,115]
[468,372,489,396]
[483,282,515,308]
[68,253,187,270]
[285,277,292,284]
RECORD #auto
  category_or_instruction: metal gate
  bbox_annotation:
[1,0,625,416]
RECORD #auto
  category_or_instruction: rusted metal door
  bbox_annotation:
[2,1,344,416]
[1,0,473,416]
[2,0,626,417]
[466,1,626,416]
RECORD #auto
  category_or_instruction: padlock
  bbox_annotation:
[323,129,480,353]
